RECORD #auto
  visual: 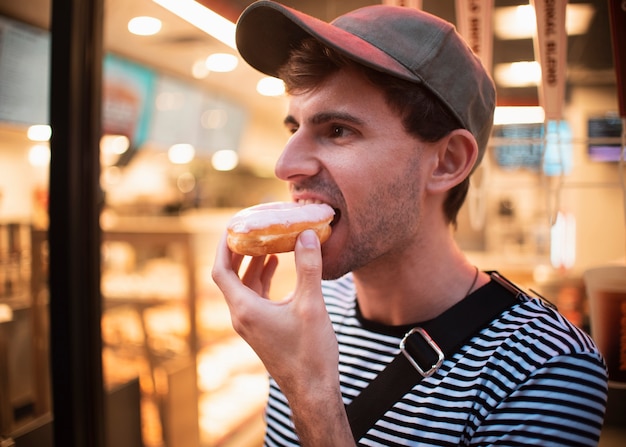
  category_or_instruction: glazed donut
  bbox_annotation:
[227,202,335,256]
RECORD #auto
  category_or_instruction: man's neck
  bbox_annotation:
[351,242,485,326]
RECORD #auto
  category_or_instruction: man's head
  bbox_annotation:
[235,0,496,226]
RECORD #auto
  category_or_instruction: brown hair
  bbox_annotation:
[278,38,470,227]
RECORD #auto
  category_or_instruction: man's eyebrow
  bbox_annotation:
[284,115,298,127]
[283,112,365,127]
[310,111,365,126]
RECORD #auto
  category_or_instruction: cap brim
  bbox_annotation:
[235,0,417,82]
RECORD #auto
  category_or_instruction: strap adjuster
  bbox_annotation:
[399,327,445,378]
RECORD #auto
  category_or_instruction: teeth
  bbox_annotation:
[297,199,325,205]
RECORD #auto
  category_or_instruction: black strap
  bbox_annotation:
[345,272,523,441]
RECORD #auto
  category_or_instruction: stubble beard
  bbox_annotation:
[320,158,423,281]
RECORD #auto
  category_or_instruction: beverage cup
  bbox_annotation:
[583,265,626,388]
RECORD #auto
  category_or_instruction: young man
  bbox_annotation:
[212,1,608,445]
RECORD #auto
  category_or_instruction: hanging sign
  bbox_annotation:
[531,0,568,121]
[455,0,494,72]
[608,0,626,117]
[382,0,422,9]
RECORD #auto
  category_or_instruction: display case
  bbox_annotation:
[101,211,268,447]
[101,216,200,446]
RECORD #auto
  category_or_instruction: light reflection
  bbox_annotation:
[168,144,195,164]
[28,144,51,167]
[211,149,238,171]
[177,172,196,193]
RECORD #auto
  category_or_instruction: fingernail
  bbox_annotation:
[299,230,319,248]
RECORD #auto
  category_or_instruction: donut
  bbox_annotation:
[227,202,335,256]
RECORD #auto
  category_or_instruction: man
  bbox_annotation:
[212,1,608,445]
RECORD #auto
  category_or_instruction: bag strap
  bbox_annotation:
[345,272,524,442]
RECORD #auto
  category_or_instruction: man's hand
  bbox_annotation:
[211,229,355,446]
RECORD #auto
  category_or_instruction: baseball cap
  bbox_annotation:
[235,0,496,167]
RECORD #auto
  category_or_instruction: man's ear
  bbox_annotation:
[426,129,478,194]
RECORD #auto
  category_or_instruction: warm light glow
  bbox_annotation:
[156,91,184,111]
[205,53,238,72]
[551,211,576,269]
[101,166,122,188]
[153,0,236,49]
[100,134,130,166]
[128,16,162,36]
[177,172,196,193]
[256,77,285,97]
[27,124,51,142]
[494,5,536,40]
[0,304,13,323]
[100,134,130,155]
[192,58,210,79]
[494,61,541,87]
[493,106,545,125]
[211,149,238,171]
[168,143,195,164]
[494,3,595,40]
[28,144,51,167]
[201,109,228,129]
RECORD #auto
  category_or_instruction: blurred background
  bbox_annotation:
[0,0,624,446]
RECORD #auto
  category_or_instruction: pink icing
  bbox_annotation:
[228,202,335,233]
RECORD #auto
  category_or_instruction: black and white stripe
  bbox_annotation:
[264,274,608,446]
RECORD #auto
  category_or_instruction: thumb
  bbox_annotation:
[294,230,323,296]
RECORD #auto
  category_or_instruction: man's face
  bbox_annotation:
[276,67,434,280]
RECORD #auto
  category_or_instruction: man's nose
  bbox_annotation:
[274,131,321,181]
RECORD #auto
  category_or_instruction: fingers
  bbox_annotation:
[242,255,278,298]
[214,228,323,309]
[213,231,279,301]
[212,233,240,287]
[260,255,279,297]
[294,230,323,304]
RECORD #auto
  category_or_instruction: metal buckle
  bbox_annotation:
[399,327,445,378]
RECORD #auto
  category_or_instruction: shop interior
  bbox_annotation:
[0,0,625,446]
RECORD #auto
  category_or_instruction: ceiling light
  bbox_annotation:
[128,16,162,36]
[564,4,596,35]
[493,106,545,125]
[494,61,541,87]
[153,0,236,49]
[205,53,238,72]
[256,77,285,97]
[494,3,595,40]
[27,124,51,141]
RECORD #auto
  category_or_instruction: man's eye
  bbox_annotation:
[331,126,347,137]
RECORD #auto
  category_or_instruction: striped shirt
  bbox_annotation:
[263,273,608,446]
